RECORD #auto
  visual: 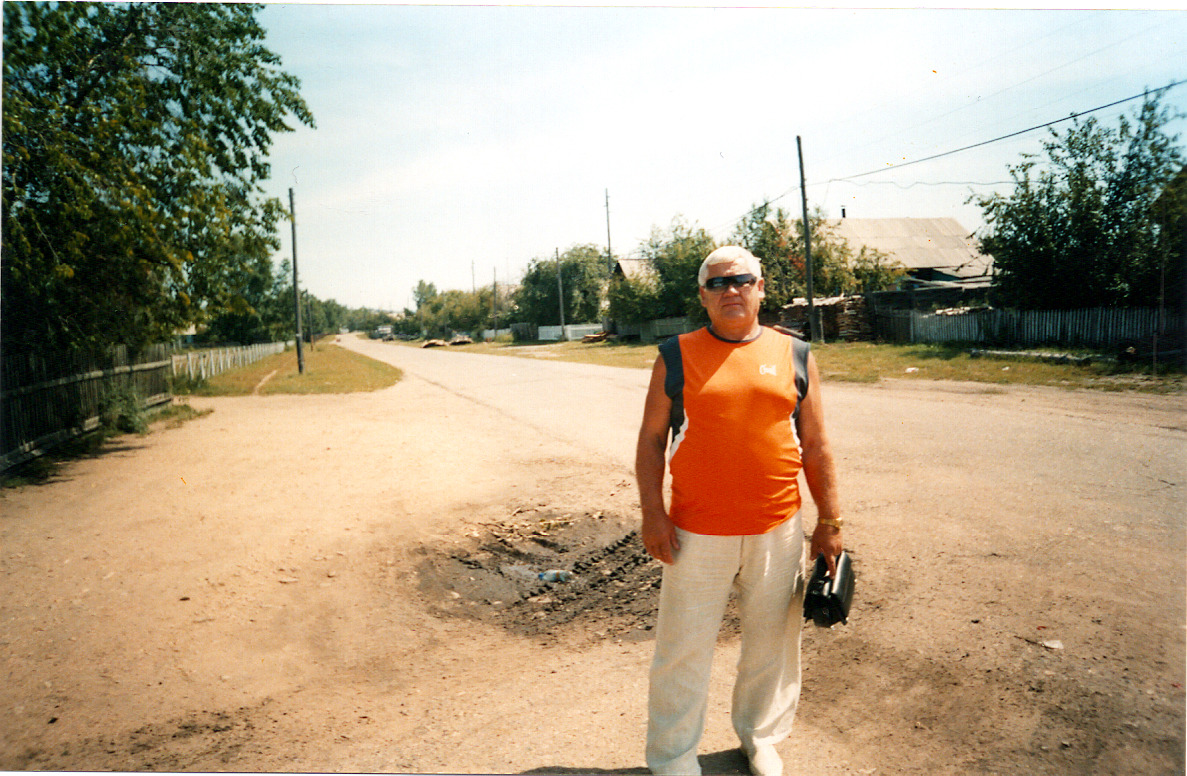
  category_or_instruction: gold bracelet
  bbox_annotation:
[817,517,843,529]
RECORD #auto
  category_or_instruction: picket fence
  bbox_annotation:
[479,327,513,342]
[878,307,1182,348]
[537,323,606,342]
[173,341,289,381]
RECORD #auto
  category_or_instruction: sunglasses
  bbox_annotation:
[703,273,758,291]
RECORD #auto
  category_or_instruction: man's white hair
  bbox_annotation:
[698,246,763,287]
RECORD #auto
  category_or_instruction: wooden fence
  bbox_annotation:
[614,316,698,343]
[2,341,290,472]
[2,344,173,471]
[875,307,1183,349]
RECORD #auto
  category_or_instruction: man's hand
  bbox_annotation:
[809,523,843,576]
[642,509,681,565]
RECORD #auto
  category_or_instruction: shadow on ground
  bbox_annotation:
[523,747,750,775]
[2,435,148,488]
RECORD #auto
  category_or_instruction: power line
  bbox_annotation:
[840,180,1013,189]
[808,12,1111,174]
[712,79,1185,237]
[874,16,1170,159]
[828,80,1185,184]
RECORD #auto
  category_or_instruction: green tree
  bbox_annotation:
[410,280,444,336]
[317,298,349,335]
[732,202,798,311]
[972,91,1184,310]
[1151,165,1187,314]
[639,218,718,321]
[347,307,401,336]
[851,246,908,294]
[513,243,610,326]
[201,257,300,344]
[559,244,611,323]
[793,211,860,299]
[2,2,315,353]
[412,280,438,312]
[201,253,282,344]
[391,310,421,338]
[408,280,494,337]
[435,288,489,335]
[607,270,660,325]
[733,204,895,308]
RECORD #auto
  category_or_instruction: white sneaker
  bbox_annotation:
[744,744,783,776]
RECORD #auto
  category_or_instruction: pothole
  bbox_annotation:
[414,506,665,643]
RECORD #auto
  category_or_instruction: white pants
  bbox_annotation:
[646,514,805,775]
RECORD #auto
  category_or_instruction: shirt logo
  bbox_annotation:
[759,364,777,376]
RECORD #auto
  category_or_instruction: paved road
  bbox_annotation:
[341,337,652,470]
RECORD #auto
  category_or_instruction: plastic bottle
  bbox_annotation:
[538,570,573,583]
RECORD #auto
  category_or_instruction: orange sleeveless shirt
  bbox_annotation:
[661,326,809,536]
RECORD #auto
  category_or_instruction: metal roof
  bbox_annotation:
[614,258,656,281]
[828,217,992,279]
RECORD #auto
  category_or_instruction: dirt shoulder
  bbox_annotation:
[1,369,1183,774]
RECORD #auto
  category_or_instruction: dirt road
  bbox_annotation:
[1,341,1184,774]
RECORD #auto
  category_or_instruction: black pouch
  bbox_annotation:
[803,550,855,627]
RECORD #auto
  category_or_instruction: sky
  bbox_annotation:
[256,3,1187,312]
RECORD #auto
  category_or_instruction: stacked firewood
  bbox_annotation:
[777,295,872,341]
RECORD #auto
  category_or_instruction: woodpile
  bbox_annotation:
[778,295,872,342]
[581,332,611,343]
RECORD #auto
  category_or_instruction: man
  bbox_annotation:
[635,245,843,776]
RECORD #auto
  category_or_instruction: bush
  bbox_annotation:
[608,274,660,324]
[170,373,207,395]
[99,386,148,435]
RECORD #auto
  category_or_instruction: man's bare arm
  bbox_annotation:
[636,355,680,564]
[797,351,843,574]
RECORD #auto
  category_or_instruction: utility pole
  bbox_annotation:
[492,268,498,340]
[556,248,566,339]
[304,290,315,350]
[797,136,821,343]
[289,187,305,373]
[605,189,614,274]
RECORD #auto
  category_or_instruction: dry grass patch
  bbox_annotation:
[815,342,1184,393]
[422,337,1182,393]
[430,339,661,370]
[186,344,402,396]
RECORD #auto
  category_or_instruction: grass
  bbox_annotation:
[179,343,403,396]
[412,337,1184,393]
[153,401,214,428]
[812,342,1125,390]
